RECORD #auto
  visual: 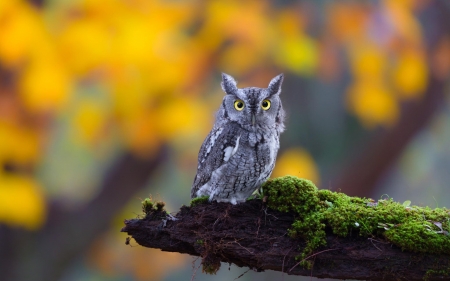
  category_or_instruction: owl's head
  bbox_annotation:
[218,73,285,133]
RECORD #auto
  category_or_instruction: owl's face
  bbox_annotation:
[219,73,285,131]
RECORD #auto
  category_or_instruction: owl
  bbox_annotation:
[191,73,285,205]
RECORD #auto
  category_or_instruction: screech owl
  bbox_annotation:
[191,73,285,205]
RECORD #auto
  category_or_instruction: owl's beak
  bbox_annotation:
[251,113,256,126]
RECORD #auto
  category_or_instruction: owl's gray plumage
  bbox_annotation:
[191,73,285,204]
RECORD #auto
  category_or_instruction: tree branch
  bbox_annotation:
[122,200,450,281]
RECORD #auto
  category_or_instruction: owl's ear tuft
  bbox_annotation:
[268,74,284,96]
[221,73,238,95]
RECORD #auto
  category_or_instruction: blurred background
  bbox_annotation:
[1,0,450,280]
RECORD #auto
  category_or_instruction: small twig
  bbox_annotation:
[233,240,254,254]
[213,208,230,229]
[368,238,388,252]
[233,268,251,280]
[310,255,316,281]
[255,217,261,237]
[212,217,221,227]
[289,248,339,273]
[281,247,292,281]
[370,241,382,252]
[190,257,201,281]
[262,207,279,226]
[191,256,200,268]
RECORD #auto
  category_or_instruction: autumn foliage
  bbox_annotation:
[0,0,448,280]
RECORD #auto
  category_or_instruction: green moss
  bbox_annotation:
[155,201,165,211]
[263,176,450,268]
[142,198,155,215]
[202,263,219,275]
[264,177,325,267]
[424,267,450,281]
[141,198,167,215]
[384,219,450,253]
[202,254,220,274]
[190,195,209,207]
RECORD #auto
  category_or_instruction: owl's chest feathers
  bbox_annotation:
[245,128,278,147]
[232,129,279,168]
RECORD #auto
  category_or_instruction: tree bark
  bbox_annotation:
[121,199,450,280]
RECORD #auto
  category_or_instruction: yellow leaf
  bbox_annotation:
[73,100,108,145]
[108,0,196,71]
[111,71,152,118]
[274,8,317,76]
[0,174,46,230]
[350,44,387,80]
[120,110,161,158]
[0,121,40,165]
[0,0,15,13]
[277,9,306,37]
[113,15,159,67]
[327,3,368,43]
[392,49,428,99]
[197,0,270,58]
[275,34,318,76]
[58,18,112,75]
[205,0,268,40]
[347,80,399,128]
[0,1,43,66]
[156,97,210,141]
[272,147,320,185]
[218,42,266,76]
[19,56,72,113]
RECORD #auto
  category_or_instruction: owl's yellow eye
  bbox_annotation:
[234,100,245,111]
[261,99,271,110]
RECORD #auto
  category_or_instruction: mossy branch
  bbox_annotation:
[121,177,450,280]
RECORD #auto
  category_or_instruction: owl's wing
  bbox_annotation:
[191,124,241,198]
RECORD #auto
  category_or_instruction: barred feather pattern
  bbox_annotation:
[191,73,285,205]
